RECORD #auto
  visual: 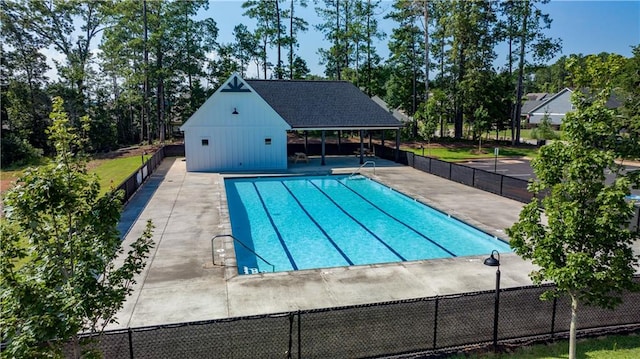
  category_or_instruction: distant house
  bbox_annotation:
[180,74,403,172]
[522,88,574,127]
[521,88,622,128]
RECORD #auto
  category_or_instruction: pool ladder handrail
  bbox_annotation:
[211,234,275,273]
[349,160,376,178]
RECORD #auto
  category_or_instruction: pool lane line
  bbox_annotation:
[280,182,354,266]
[306,179,407,262]
[336,178,457,257]
[251,182,298,270]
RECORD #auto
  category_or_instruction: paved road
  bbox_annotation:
[460,158,640,196]
[460,158,535,180]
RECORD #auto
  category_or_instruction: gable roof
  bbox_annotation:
[245,79,403,130]
[525,93,549,101]
[521,99,547,114]
[521,92,550,114]
[371,95,411,123]
[524,88,573,114]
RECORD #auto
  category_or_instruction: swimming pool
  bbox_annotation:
[225,175,511,274]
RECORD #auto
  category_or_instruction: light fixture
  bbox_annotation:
[484,250,501,353]
[484,250,500,267]
[232,108,239,115]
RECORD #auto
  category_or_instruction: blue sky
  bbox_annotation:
[204,0,640,78]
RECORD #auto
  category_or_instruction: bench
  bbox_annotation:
[353,148,374,157]
[292,152,308,164]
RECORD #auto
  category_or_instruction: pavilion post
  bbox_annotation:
[395,129,400,162]
[321,130,326,166]
[359,130,365,164]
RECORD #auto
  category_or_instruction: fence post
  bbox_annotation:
[448,162,452,180]
[550,296,558,339]
[433,297,439,349]
[128,328,134,359]
[288,313,294,359]
[297,310,302,359]
[499,175,504,196]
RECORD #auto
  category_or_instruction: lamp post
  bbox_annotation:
[484,250,501,353]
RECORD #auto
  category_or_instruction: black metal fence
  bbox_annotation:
[372,144,640,229]
[128,142,638,230]
[114,145,184,204]
[374,144,534,203]
[69,278,640,358]
[53,143,637,357]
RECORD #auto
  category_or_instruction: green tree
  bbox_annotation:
[291,56,311,79]
[168,0,218,116]
[415,98,439,155]
[208,43,242,88]
[530,112,558,145]
[100,0,217,143]
[242,0,280,79]
[385,0,425,137]
[619,46,640,137]
[233,24,260,77]
[498,0,561,145]
[315,0,344,79]
[286,0,309,79]
[567,52,626,98]
[445,0,498,139]
[507,87,640,359]
[7,0,107,117]
[0,2,52,157]
[0,98,155,358]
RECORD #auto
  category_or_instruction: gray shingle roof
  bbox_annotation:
[246,80,403,130]
[521,100,546,114]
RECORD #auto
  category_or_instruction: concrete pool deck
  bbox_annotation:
[112,155,639,329]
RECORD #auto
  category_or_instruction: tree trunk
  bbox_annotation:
[412,40,418,138]
[439,28,445,138]
[366,0,371,96]
[275,0,282,79]
[335,0,341,80]
[156,48,165,143]
[569,294,578,359]
[454,47,465,139]
[71,334,80,359]
[143,0,150,144]
[263,37,268,79]
[424,0,429,104]
[343,0,350,71]
[186,7,194,111]
[289,0,294,79]
[512,0,529,146]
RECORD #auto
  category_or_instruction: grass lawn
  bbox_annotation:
[490,128,563,142]
[90,155,150,196]
[1,155,150,197]
[403,144,539,162]
[448,334,640,358]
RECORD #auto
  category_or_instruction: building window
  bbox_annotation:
[264,138,272,145]
[201,139,209,146]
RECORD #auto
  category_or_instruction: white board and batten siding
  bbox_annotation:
[180,75,291,172]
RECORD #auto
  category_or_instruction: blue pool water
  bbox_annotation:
[225,175,511,274]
